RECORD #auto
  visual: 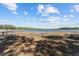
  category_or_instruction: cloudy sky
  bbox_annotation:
[0,3,79,29]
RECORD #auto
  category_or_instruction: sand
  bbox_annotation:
[15,32,76,41]
[0,32,79,56]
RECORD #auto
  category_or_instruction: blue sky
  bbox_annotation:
[0,3,79,29]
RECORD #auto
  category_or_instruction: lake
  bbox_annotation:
[0,29,79,33]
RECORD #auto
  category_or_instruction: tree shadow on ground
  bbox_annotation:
[0,34,79,56]
[42,35,63,40]
[65,34,79,40]
[0,35,35,56]
[0,35,18,55]
[34,40,79,56]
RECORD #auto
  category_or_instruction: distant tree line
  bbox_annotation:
[0,25,43,29]
[0,25,28,29]
[0,25,16,29]
[58,27,79,30]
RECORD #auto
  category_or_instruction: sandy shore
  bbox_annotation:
[0,32,79,56]
[15,32,78,41]
[15,32,78,36]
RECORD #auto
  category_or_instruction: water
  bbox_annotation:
[14,29,79,32]
[0,29,79,32]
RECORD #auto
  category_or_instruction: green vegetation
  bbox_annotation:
[0,25,43,29]
[0,25,16,29]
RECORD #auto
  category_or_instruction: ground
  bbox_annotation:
[0,32,79,56]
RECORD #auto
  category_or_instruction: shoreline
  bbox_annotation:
[14,32,79,41]
[15,31,79,35]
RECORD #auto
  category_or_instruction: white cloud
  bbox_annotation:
[61,14,74,21]
[37,4,60,16]
[63,15,68,18]
[69,14,74,18]
[38,16,61,28]
[47,17,61,25]
[39,16,61,25]
[0,19,9,24]
[41,13,48,16]
[24,11,28,15]
[63,18,69,21]
[38,15,76,28]
[2,3,17,11]
[74,5,79,12]
[63,14,74,21]
[70,9,74,12]
[2,3,18,15]
[13,11,18,15]
[46,6,60,14]
[39,14,74,26]
[72,5,79,12]
[37,4,44,13]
